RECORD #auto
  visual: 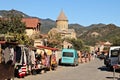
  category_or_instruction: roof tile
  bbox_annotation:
[22,18,40,28]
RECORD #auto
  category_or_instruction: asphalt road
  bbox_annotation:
[15,58,120,80]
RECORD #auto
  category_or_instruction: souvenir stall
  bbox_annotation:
[14,45,50,76]
[15,45,47,76]
[14,45,41,77]
[27,46,46,75]
[14,45,28,78]
[37,45,58,71]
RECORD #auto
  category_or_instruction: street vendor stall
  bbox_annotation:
[37,45,58,71]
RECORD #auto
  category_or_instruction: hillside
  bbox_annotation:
[40,18,55,34]
[79,24,120,45]
[0,9,120,46]
[0,9,30,18]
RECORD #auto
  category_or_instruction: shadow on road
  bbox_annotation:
[98,66,109,71]
[106,77,118,80]
[98,66,120,72]
[98,66,120,80]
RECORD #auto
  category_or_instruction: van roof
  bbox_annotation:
[110,46,120,50]
[62,48,76,52]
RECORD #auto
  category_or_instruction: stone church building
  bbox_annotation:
[48,10,76,39]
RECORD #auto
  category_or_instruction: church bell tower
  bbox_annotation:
[56,10,68,30]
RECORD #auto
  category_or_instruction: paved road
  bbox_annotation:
[15,58,120,80]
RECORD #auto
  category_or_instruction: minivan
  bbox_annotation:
[61,48,78,66]
[107,46,120,69]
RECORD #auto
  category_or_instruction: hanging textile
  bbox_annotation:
[20,47,27,65]
[23,50,27,65]
[30,50,35,65]
[4,47,11,63]
[10,48,14,61]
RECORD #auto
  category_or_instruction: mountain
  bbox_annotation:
[0,9,120,46]
[69,24,87,37]
[87,23,106,28]
[40,18,55,34]
[79,24,120,45]
[0,9,30,18]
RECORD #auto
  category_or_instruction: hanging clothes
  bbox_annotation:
[23,50,27,65]
[20,47,27,65]
[30,50,35,65]
[46,55,50,68]
[10,48,14,61]
[4,47,11,63]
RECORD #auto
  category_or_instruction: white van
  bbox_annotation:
[108,46,120,69]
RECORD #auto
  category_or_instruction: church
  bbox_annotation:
[48,10,76,39]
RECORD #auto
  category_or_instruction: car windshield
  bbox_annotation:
[63,52,73,57]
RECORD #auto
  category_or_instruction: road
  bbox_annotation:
[15,58,120,80]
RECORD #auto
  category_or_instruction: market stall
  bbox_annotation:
[37,45,58,71]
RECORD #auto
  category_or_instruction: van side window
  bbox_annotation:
[63,52,73,57]
[111,50,119,57]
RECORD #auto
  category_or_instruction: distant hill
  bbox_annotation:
[0,9,120,46]
[40,18,55,34]
[79,24,120,45]
[87,23,106,28]
[0,9,30,18]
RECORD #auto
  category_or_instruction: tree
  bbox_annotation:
[0,10,33,45]
[48,29,63,48]
[65,38,84,50]
[7,10,26,34]
[0,18,9,34]
[0,10,26,34]
[47,33,62,48]
[112,37,120,46]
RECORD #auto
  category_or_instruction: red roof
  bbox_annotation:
[37,45,59,51]
[22,18,40,28]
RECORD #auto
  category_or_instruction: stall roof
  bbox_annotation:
[37,45,59,51]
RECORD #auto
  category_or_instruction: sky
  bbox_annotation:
[0,0,120,26]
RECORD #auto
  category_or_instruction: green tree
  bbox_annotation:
[112,37,120,46]
[81,46,90,52]
[47,33,62,48]
[7,10,26,34]
[0,19,9,34]
[0,10,33,45]
[0,10,26,34]
[65,38,84,50]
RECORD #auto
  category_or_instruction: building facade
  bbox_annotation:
[21,18,41,38]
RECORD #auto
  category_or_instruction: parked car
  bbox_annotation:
[61,48,79,66]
